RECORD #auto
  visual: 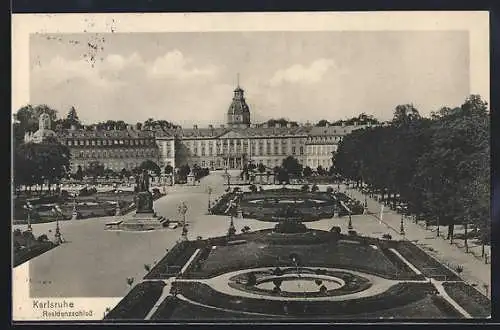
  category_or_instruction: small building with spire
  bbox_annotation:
[24,113,57,144]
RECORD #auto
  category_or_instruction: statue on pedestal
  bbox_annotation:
[135,169,154,214]
[136,169,150,193]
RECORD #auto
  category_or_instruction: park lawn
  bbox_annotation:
[13,242,57,267]
[395,241,461,281]
[162,294,458,320]
[197,240,400,279]
[104,281,165,320]
[153,296,277,320]
[442,282,490,318]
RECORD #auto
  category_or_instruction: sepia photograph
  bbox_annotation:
[12,12,491,321]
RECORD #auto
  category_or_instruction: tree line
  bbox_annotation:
[333,95,490,243]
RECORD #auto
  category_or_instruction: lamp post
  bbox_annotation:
[227,200,236,237]
[178,202,188,241]
[54,206,62,245]
[400,213,405,236]
[207,186,212,214]
[25,202,33,232]
[348,209,353,231]
[71,193,78,220]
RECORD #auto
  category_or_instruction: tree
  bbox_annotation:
[59,106,82,129]
[178,164,191,180]
[14,141,71,193]
[14,104,60,144]
[315,119,330,127]
[277,168,290,184]
[333,94,489,245]
[392,104,421,127]
[303,166,313,177]
[164,164,174,175]
[75,165,84,181]
[257,163,266,174]
[282,156,302,178]
[139,160,161,177]
[265,118,299,127]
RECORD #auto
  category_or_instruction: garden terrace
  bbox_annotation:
[442,282,491,318]
[104,281,165,320]
[13,189,163,223]
[171,281,454,318]
[189,239,405,280]
[395,241,461,281]
[213,188,340,221]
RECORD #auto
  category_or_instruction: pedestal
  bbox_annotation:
[106,191,166,231]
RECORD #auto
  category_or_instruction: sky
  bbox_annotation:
[29,31,470,126]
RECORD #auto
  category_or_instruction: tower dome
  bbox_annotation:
[227,75,251,127]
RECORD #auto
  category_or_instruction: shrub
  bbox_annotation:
[455,265,464,274]
[37,234,49,242]
[246,273,257,286]
[348,230,357,236]
[330,226,341,235]
[301,184,310,192]
[326,186,334,194]
[249,184,258,193]
[382,233,393,240]
[311,184,319,192]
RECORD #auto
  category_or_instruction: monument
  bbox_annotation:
[107,169,166,231]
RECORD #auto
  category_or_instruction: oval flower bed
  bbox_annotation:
[228,268,371,298]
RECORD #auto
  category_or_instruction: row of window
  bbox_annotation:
[66,139,155,147]
[307,158,333,167]
[75,148,157,159]
[307,145,337,156]
[182,138,307,148]
[186,145,306,157]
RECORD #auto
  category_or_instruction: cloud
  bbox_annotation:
[104,53,143,71]
[32,56,117,90]
[269,59,336,86]
[148,49,219,80]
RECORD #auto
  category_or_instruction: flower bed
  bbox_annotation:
[173,281,436,317]
[149,296,180,320]
[379,247,426,280]
[144,241,198,280]
[104,281,165,320]
[395,241,460,281]
[13,242,56,267]
[442,282,491,318]
[157,298,273,320]
[228,268,371,298]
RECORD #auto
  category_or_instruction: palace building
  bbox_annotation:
[156,82,372,171]
[25,81,372,173]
